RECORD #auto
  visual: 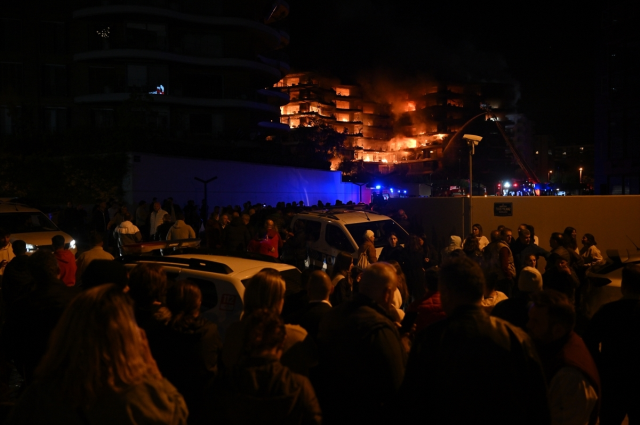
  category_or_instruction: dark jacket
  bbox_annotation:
[219,356,322,425]
[316,293,407,424]
[224,218,251,251]
[379,245,403,263]
[1,255,32,307]
[543,268,579,301]
[297,301,332,342]
[329,277,351,307]
[490,294,532,330]
[400,305,550,425]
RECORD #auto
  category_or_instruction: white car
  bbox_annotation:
[121,253,301,338]
[290,209,409,272]
[0,201,76,254]
[584,249,640,317]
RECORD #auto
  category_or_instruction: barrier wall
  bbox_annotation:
[388,196,640,255]
[123,153,371,209]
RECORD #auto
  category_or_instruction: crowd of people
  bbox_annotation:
[0,201,638,425]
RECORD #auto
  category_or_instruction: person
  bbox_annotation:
[149,202,168,240]
[75,231,114,285]
[548,232,583,273]
[511,227,531,270]
[153,281,221,423]
[127,263,171,342]
[580,233,603,268]
[462,233,483,266]
[52,235,76,286]
[472,223,489,250]
[399,257,550,425]
[563,226,579,254]
[4,250,79,384]
[248,229,279,258]
[296,271,333,342]
[401,234,425,300]
[0,240,31,307]
[222,269,310,375]
[155,213,174,241]
[329,252,353,307]
[396,209,411,233]
[80,259,129,291]
[543,254,580,302]
[5,284,188,424]
[216,309,322,425]
[113,212,142,254]
[480,275,508,314]
[356,229,377,267]
[528,290,600,425]
[0,228,15,286]
[492,266,543,330]
[223,216,251,251]
[406,268,446,333]
[166,212,196,241]
[584,264,640,425]
[135,200,149,237]
[379,232,402,262]
[524,253,537,268]
[441,234,463,261]
[316,263,408,425]
[91,201,109,246]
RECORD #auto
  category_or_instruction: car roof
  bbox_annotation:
[165,253,297,276]
[0,202,42,213]
[294,210,393,224]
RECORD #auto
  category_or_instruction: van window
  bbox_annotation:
[326,224,356,253]
[345,220,409,248]
[295,219,322,243]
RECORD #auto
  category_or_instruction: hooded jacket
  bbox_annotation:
[166,220,196,241]
[113,221,142,247]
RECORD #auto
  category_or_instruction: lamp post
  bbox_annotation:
[463,134,482,234]
[548,170,553,182]
[579,167,583,184]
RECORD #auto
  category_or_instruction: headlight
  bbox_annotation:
[69,239,76,250]
[26,244,36,252]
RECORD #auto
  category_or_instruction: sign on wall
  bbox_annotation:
[494,202,513,216]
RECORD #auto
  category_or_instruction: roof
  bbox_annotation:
[295,210,393,224]
[167,254,297,276]
[0,202,43,213]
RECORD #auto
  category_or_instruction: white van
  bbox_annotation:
[290,209,409,271]
[0,201,77,254]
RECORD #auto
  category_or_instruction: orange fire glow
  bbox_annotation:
[406,101,416,112]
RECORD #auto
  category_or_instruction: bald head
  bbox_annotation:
[360,263,397,310]
[307,271,332,301]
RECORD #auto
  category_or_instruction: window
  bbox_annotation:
[42,65,67,96]
[0,212,59,234]
[40,22,65,55]
[0,63,23,95]
[294,219,321,243]
[0,19,21,53]
[326,224,355,253]
[127,64,169,93]
[43,107,67,133]
[345,220,408,248]
[183,33,222,57]
[184,277,218,311]
[92,109,114,128]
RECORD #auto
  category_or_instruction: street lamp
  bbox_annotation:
[548,170,553,182]
[579,167,583,184]
[463,134,482,234]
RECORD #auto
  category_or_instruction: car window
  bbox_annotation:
[295,219,322,243]
[326,224,356,253]
[0,212,59,233]
[345,220,409,248]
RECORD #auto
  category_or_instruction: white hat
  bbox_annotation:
[364,229,375,240]
[518,267,543,293]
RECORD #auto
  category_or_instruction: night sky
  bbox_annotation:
[285,0,595,146]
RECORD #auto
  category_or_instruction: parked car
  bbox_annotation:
[290,209,410,272]
[120,251,301,338]
[584,248,640,317]
[0,201,76,254]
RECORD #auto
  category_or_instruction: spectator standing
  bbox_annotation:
[166,212,196,241]
[399,257,549,425]
[329,252,353,307]
[0,228,15,286]
[223,216,251,251]
[5,284,187,425]
[462,233,483,266]
[379,233,403,263]
[528,290,600,425]
[472,223,489,250]
[543,254,580,302]
[396,209,412,233]
[52,235,76,287]
[0,240,31,307]
[564,226,579,254]
[584,264,640,425]
[441,235,463,261]
[406,268,446,333]
[149,202,168,240]
[75,232,114,284]
[113,212,142,254]
[296,271,333,343]
[492,266,543,330]
[135,200,149,237]
[356,229,377,267]
[155,214,174,241]
[401,235,425,300]
[580,234,604,268]
[495,228,516,296]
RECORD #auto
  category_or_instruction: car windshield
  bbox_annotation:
[346,220,409,248]
[0,212,59,233]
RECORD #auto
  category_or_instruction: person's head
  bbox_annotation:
[519,228,531,245]
[398,209,408,220]
[526,224,536,240]
[307,271,332,302]
[500,227,513,244]
[243,268,286,316]
[122,212,133,222]
[242,309,286,358]
[35,284,161,407]
[220,214,230,226]
[582,233,597,247]
[0,228,11,248]
[549,232,564,249]
[472,223,483,237]
[88,231,103,247]
[28,250,60,284]
[438,256,485,315]
[363,229,375,243]
[527,290,575,344]
[388,232,398,248]
[332,252,353,279]
[98,201,107,210]
[407,234,422,252]
[242,213,250,225]
[138,200,146,207]
[128,263,167,308]
[162,213,171,223]
[463,234,479,252]
[490,229,501,243]
[265,219,274,229]
[518,224,528,236]
[359,262,397,311]
[12,239,27,256]
[621,264,640,296]
[81,260,129,291]
[518,267,543,293]
[166,280,202,328]
[51,235,66,250]
[525,254,537,268]
[497,225,505,232]
[153,202,161,212]
[563,227,577,241]
[175,212,185,221]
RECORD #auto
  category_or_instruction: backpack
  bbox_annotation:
[356,252,370,269]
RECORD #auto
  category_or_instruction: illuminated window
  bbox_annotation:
[335,87,350,96]
[335,100,350,109]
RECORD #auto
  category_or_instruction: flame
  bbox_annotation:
[329,156,341,170]
[406,101,416,112]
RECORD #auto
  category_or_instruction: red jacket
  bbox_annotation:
[407,291,446,333]
[54,248,77,287]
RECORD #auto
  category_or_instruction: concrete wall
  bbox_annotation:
[123,153,371,208]
[388,196,640,255]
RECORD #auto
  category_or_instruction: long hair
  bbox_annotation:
[35,284,161,408]
[583,233,597,246]
[386,260,409,303]
[167,280,203,331]
[563,227,578,250]
[331,252,353,284]
[472,223,483,237]
[243,268,286,316]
